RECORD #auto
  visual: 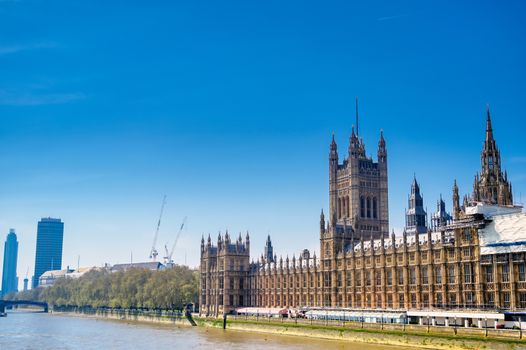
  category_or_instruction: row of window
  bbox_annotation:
[205,263,526,291]
[248,263,526,290]
[238,292,526,309]
[360,196,378,219]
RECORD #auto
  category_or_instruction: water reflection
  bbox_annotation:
[0,311,409,350]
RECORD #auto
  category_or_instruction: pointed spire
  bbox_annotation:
[331,132,337,148]
[378,129,387,162]
[486,104,494,142]
[378,129,385,146]
[411,174,420,193]
[320,209,325,232]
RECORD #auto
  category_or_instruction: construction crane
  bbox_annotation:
[149,195,167,261]
[164,216,187,267]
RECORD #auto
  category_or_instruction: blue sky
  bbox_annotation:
[0,1,525,289]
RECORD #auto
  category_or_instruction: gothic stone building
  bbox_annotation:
[199,107,526,316]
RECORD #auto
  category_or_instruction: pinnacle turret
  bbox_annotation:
[472,106,513,206]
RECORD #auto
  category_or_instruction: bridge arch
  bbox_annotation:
[0,300,48,314]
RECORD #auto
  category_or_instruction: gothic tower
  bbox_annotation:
[472,107,513,206]
[452,179,461,220]
[264,235,274,263]
[431,194,452,231]
[324,100,389,258]
[405,176,427,235]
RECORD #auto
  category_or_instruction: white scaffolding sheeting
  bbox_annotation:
[479,213,526,255]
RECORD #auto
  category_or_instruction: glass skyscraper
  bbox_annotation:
[33,218,64,288]
[1,229,19,297]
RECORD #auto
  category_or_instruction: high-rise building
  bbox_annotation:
[1,229,19,297]
[33,218,64,288]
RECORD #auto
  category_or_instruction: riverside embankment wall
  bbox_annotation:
[54,308,526,350]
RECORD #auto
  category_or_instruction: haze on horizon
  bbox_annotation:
[0,1,525,290]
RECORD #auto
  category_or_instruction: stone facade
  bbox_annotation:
[199,108,524,316]
[472,107,513,206]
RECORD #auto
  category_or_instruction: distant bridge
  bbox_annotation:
[0,300,48,313]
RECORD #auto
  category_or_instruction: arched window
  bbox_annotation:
[367,197,371,218]
[347,196,350,217]
[360,196,365,218]
[338,198,341,219]
[373,197,378,219]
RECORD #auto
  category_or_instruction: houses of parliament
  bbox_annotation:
[199,106,525,316]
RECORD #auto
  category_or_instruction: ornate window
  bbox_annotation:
[373,197,378,219]
[520,293,526,308]
[436,293,443,307]
[485,266,493,283]
[409,267,416,285]
[464,264,473,283]
[421,267,428,285]
[503,292,511,308]
[502,264,510,282]
[360,196,365,218]
[463,229,472,242]
[324,272,331,287]
[448,265,456,284]
[519,263,526,282]
[366,197,371,218]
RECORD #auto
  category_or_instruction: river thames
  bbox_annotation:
[0,311,416,350]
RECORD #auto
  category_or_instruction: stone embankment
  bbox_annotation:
[53,307,526,350]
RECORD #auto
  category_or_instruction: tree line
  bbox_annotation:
[6,265,199,310]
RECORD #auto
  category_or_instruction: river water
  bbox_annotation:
[0,311,413,350]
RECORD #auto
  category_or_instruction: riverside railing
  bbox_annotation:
[52,305,185,320]
[219,313,526,341]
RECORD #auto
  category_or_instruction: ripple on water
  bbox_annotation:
[0,311,410,350]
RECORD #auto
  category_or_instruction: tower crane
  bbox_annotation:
[164,216,187,267]
[149,195,167,261]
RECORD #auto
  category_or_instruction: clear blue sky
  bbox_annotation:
[0,1,525,289]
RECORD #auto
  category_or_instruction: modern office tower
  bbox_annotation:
[1,229,19,297]
[33,218,64,288]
